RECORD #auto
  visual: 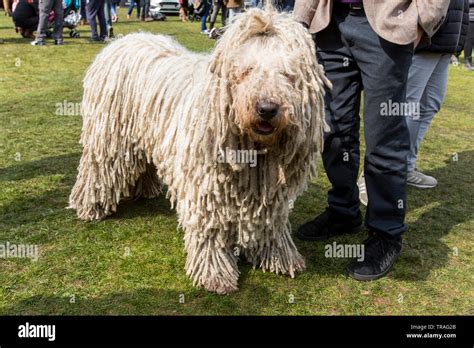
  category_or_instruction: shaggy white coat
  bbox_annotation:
[69,7,330,294]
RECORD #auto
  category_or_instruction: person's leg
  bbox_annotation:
[464,22,474,67]
[221,3,226,26]
[80,0,87,23]
[96,0,107,38]
[144,0,150,18]
[228,8,234,23]
[408,53,450,171]
[136,0,140,17]
[345,11,413,238]
[111,2,116,17]
[52,0,64,40]
[35,0,53,41]
[297,14,364,242]
[127,0,134,15]
[209,1,219,29]
[200,4,209,31]
[404,53,439,172]
[87,0,99,39]
[317,19,363,220]
[104,0,112,29]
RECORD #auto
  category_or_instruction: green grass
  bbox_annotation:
[1,9,474,315]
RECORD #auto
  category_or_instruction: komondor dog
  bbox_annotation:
[69,6,330,294]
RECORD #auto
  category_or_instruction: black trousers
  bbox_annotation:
[86,0,107,39]
[464,21,474,60]
[315,6,413,237]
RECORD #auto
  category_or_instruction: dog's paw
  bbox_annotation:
[201,277,238,295]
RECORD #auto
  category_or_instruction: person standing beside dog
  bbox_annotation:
[30,0,64,45]
[405,0,469,188]
[294,0,449,280]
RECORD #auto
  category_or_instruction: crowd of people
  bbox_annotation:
[0,0,295,44]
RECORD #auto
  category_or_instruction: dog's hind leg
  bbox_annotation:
[69,146,149,221]
[184,228,239,294]
[133,163,162,199]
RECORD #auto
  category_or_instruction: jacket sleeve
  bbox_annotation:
[293,0,319,27]
[416,0,450,37]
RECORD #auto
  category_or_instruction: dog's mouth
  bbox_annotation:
[252,120,276,135]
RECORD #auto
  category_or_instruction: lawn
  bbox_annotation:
[0,8,473,315]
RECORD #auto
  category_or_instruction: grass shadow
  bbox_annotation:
[2,285,271,315]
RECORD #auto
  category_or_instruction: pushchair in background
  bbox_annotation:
[48,0,81,38]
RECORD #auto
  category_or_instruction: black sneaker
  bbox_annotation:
[54,39,63,45]
[297,208,362,241]
[347,231,402,281]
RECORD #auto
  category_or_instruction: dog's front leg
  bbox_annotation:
[245,222,305,277]
[184,230,239,294]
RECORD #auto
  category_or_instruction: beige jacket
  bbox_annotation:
[293,0,449,45]
[224,0,244,9]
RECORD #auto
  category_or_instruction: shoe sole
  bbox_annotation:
[407,182,437,189]
[347,252,400,281]
[296,224,362,242]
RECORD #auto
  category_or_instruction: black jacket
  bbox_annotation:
[418,0,470,54]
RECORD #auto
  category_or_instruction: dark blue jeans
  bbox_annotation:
[315,6,413,237]
[127,0,140,17]
[140,0,150,18]
[200,2,210,31]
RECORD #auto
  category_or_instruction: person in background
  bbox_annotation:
[12,0,39,39]
[464,0,474,69]
[224,0,241,23]
[405,0,469,188]
[104,0,114,37]
[178,0,189,22]
[194,0,210,34]
[86,0,107,41]
[111,0,118,21]
[80,0,87,24]
[126,0,140,18]
[31,0,63,45]
[209,0,226,32]
[140,0,151,21]
[294,0,448,281]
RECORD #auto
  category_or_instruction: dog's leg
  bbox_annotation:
[69,147,148,221]
[244,222,305,277]
[184,230,239,294]
[133,163,162,199]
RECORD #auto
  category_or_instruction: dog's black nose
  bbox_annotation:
[257,101,279,120]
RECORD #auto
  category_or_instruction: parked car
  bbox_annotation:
[150,0,180,15]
